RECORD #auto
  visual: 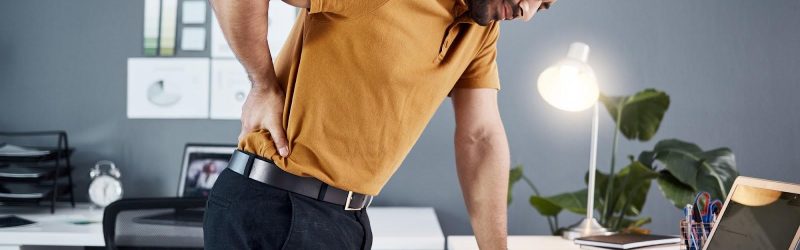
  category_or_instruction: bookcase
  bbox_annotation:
[0,131,76,213]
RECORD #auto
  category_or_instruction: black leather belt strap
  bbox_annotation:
[227,150,373,210]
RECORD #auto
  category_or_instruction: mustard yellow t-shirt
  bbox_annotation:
[240,0,500,196]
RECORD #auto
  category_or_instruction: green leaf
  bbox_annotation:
[600,89,670,141]
[639,140,702,187]
[529,195,562,216]
[618,217,652,229]
[616,162,659,216]
[508,165,524,204]
[547,189,589,215]
[656,170,696,209]
[587,162,658,217]
[640,139,739,201]
[698,148,738,199]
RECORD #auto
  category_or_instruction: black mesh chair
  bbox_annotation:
[102,197,207,250]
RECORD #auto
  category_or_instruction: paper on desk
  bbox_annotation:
[0,144,49,157]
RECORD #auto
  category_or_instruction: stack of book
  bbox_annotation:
[574,234,681,250]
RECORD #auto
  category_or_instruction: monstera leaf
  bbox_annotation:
[600,89,670,141]
[545,189,589,215]
[529,195,562,216]
[589,162,659,217]
[526,189,589,216]
[640,139,738,203]
[613,162,659,216]
[508,165,524,204]
[656,170,696,209]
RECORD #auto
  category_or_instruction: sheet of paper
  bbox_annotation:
[211,3,296,59]
[180,27,206,51]
[267,1,297,57]
[210,15,234,58]
[127,58,210,119]
[210,59,251,119]
[181,1,207,24]
[143,0,161,56]
[159,0,178,56]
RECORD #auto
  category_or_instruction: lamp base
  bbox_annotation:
[561,217,614,240]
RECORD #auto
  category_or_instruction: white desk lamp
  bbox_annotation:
[537,42,612,239]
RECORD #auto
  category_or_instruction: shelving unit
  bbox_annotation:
[0,131,76,213]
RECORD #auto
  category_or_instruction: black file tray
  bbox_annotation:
[0,131,76,213]
[0,183,70,200]
[0,147,74,162]
[0,163,72,181]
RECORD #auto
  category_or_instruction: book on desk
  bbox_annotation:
[574,234,680,250]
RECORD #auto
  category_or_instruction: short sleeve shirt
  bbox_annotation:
[239,0,500,195]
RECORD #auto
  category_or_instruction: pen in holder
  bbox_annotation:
[680,191,722,250]
[679,219,715,250]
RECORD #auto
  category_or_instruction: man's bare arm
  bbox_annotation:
[209,0,307,156]
[452,88,510,250]
[209,0,308,82]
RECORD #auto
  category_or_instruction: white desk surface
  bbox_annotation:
[0,204,104,247]
[447,235,581,250]
[0,203,444,250]
[370,207,445,250]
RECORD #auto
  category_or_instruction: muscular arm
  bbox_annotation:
[451,88,510,250]
[209,0,309,81]
[209,0,308,155]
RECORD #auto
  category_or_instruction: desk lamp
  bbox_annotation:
[537,42,611,239]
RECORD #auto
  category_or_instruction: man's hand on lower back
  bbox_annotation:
[239,83,291,157]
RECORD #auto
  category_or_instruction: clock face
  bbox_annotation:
[89,175,123,207]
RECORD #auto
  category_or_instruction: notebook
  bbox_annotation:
[575,234,680,249]
[580,244,679,250]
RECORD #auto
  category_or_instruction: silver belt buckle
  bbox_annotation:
[344,191,373,211]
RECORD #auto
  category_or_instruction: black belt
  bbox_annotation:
[227,150,373,210]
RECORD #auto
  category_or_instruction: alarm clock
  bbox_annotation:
[88,160,123,207]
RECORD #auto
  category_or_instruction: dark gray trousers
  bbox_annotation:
[203,168,372,250]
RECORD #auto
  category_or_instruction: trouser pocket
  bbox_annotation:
[203,168,294,250]
[281,193,370,250]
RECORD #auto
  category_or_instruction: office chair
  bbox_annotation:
[102,197,207,250]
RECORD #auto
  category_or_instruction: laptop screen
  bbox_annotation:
[178,145,236,198]
[706,184,800,250]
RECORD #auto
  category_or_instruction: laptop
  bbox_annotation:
[704,176,800,250]
[133,144,236,227]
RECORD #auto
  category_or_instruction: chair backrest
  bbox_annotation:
[102,197,207,250]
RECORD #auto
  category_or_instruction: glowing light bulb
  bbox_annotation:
[537,42,599,112]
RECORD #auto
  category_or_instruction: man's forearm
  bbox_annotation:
[455,128,510,250]
[209,0,275,87]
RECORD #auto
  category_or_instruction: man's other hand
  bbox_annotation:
[239,84,291,157]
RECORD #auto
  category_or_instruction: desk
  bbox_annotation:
[447,235,580,250]
[0,203,444,250]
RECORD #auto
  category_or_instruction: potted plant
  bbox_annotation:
[508,88,739,234]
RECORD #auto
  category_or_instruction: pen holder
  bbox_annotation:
[679,219,716,250]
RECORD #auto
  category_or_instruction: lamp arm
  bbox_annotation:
[587,103,599,222]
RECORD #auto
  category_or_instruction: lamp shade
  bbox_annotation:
[537,42,599,112]
[731,185,782,207]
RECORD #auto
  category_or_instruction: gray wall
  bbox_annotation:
[1,0,799,237]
